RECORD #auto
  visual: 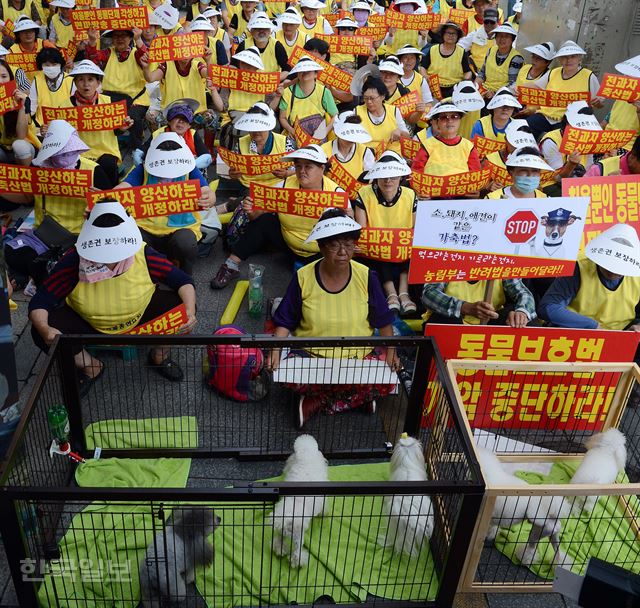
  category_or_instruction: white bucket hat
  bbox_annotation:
[364,151,411,180]
[585,224,640,277]
[333,110,372,143]
[505,149,552,171]
[615,54,640,79]
[350,1,372,11]
[76,200,143,264]
[285,144,328,164]
[486,86,522,110]
[248,13,275,31]
[452,81,484,112]
[335,16,359,28]
[144,132,196,179]
[300,0,325,9]
[490,23,518,37]
[288,56,323,76]
[232,46,264,70]
[234,102,277,131]
[554,40,586,58]
[350,63,380,96]
[202,7,221,18]
[150,3,179,29]
[505,119,537,148]
[279,7,302,24]
[69,59,105,77]
[378,56,404,76]
[305,213,361,243]
[32,120,80,165]
[189,16,215,31]
[513,0,522,12]
[12,17,39,33]
[566,100,602,131]
[50,0,75,7]
[427,98,465,119]
[524,41,556,61]
[396,44,423,57]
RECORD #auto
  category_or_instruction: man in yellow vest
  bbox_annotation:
[539,224,640,331]
[458,5,498,74]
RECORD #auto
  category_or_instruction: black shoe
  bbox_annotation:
[77,366,104,398]
[147,352,184,382]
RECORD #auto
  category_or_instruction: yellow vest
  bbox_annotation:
[264,1,286,19]
[282,82,331,125]
[477,114,507,143]
[514,64,549,93]
[540,128,588,170]
[227,87,264,119]
[607,100,640,150]
[2,0,41,24]
[103,48,148,103]
[428,44,464,88]
[66,246,156,334]
[446,280,506,325]
[321,140,368,187]
[358,184,413,228]
[161,60,207,113]
[232,10,253,38]
[422,136,474,176]
[300,15,327,38]
[388,29,419,54]
[238,131,288,187]
[355,103,401,154]
[594,155,622,176]
[9,39,43,78]
[251,38,280,73]
[568,256,640,330]
[483,46,522,92]
[540,66,593,122]
[33,72,73,127]
[50,13,75,49]
[486,187,546,199]
[506,15,519,30]
[280,174,341,257]
[294,258,373,357]
[34,157,97,233]
[470,37,494,74]
[275,29,306,60]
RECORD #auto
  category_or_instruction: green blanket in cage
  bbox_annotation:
[195,462,438,608]
[493,460,640,581]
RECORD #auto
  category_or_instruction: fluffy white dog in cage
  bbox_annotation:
[139,507,220,608]
[381,434,434,558]
[269,434,329,568]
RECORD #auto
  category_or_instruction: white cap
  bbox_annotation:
[305,213,361,243]
[364,151,411,180]
[566,100,602,131]
[76,200,143,264]
[285,144,328,164]
[335,17,359,28]
[427,98,465,119]
[189,16,215,31]
[333,110,372,143]
[144,132,196,178]
[524,41,555,61]
[452,81,485,112]
[12,17,39,33]
[150,3,179,29]
[513,0,522,12]
[232,46,264,70]
[234,102,277,131]
[288,55,323,76]
[350,63,380,96]
[491,23,518,37]
[505,119,537,148]
[378,56,404,76]
[69,59,104,77]
[350,1,372,11]
[554,40,586,58]
[505,149,552,171]
[300,0,325,9]
[248,12,275,30]
[396,44,422,56]
[486,86,522,110]
[201,7,221,18]
[278,7,302,24]
[615,54,640,79]
[50,0,75,7]
[32,120,78,165]
[585,224,640,277]
[0,45,8,57]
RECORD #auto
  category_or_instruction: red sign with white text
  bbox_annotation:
[289,46,353,91]
[597,73,640,104]
[128,304,188,335]
[0,164,91,197]
[384,9,442,30]
[209,64,280,94]
[357,228,413,262]
[411,169,491,198]
[560,126,636,155]
[518,86,590,107]
[250,182,349,217]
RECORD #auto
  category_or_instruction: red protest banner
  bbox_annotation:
[217,147,291,176]
[357,228,413,261]
[400,136,421,161]
[0,164,91,197]
[148,32,206,63]
[485,158,557,189]
[368,13,385,25]
[324,10,349,26]
[250,182,349,217]
[384,9,442,30]
[518,86,590,107]
[391,90,421,119]
[293,119,322,148]
[0,81,19,116]
[128,304,189,335]
[358,25,388,39]
[326,160,364,198]
[87,180,202,219]
[6,52,37,75]
[208,64,280,94]
[559,126,636,155]
[597,73,640,104]
[316,34,374,56]
[448,8,470,26]
[427,73,441,100]
[472,135,506,158]
[71,6,148,30]
[289,46,353,92]
[42,100,128,131]
[411,168,491,198]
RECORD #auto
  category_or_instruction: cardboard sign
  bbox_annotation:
[42,100,128,131]
[326,160,364,198]
[411,168,492,198]
[289,46,353,92]
[148,32,206,63]
[358,25,388,39]
[208,64,280,94]
[392,90,421,119]
[357,227,413,261]
[424,325,639,431]
[408,196,590,283]
[0,164,91,197]
[518,86,590,107]
[250,182,349,217]
[293,119,322,148]
[128,304,189,335]
[0,81,19,116]
[597,73,640,104]
[71,6,149,31]
[217,147,291,176]
[384,9,442,31]
[559,126,636,155]
[448,7,471,26]
[324,10,349,26]
[6,52,37,75]
[427,73,441,100]
[400,136,421,161]
[316,34,374,56]
[472,135,506,158]
[562,175,640,247]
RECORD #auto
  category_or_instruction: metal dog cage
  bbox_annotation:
[0,334,483,608]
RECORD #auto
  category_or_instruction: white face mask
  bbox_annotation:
[43,65,61,79]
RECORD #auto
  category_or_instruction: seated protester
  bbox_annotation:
[396,44,433,128]
[189,15,228,67]
[423,21,472,100]
[277,56,338,140]
[514,42,555,116]
[116,132,217,276]
[275,7,308,62]
[0,1,41,47]
[332,15,370,75]
[351,1,375,29]
[150,4,183,37]
[354,152,417,315]
[234,12,290,79]
[355,76,410,154]
[185,0,215,22]
[48,0,75,53]
[586,135,640,177]
[526,40,602,140]
[299,0,333,38]
[300,37,353,108]
[9,17,53,79]
[210,144,344,288]
[29,47,73,130]
[457,6,498,77]
[485,146,551,199]
[268,209,399,428]
[379,0,427,56]
[228,0,259,42]
[28,200,197,391]
[201,8,232,58]
[470,86,521,144]
[378,56,409,103]
[538,224,640,331]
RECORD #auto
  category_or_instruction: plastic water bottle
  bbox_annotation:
[248,265,264,319]
[46,404,69,444]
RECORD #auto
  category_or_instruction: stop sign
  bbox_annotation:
[505,210,538,244]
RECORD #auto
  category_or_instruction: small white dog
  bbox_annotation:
[381,434,434,558]
[269,434,329,568]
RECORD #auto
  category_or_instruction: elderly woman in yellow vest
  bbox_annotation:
[28,47,72,131]
[28,200,197,392]
[8,18,48,79]
[267,208,400,428]
[47,0,75,53]
[602,54,640,150]
[379,0,427,56]
[396,45,433,121]
[189,14,228,67]
[275,7,307,61]
[539,224,640,332]
[474,22,522,100]
[201,7,232,58]
[526,40,602,140]
[0,0,41,43]
[354,152,417,315]
[457,6,498,75]
[470,86,521,145]
[117,132,216,275]
[299,0,333,38]
[228,0,258,41]
[514,42,554,117]
[331,15,371,75]
[485,146,551,199]
[211,144,344,288]
[0,59,34,168]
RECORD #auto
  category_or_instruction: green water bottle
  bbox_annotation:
[47,404,69,444]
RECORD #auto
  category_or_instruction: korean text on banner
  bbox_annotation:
[411,169,492,198]
[518,86,590,107]
[408,196,590,283]
[326,160,364,198]
[128,304,188,335]
[448,8,470,26]
[485,158,557,188]
[358,26,388,39]
[250,183,348,217]
[289,46,353,92]
[560,126,636,155]
[148,32,206,63]
[597,73,640,104]
[392,90,421,119]
[423,324,639,431]
[384,10,442,30]
[473,135,506,158]
[217,147,291,176]
[6,53,37,74]
[208,64,280,94]
[0,164,91,197]
[357,228,413,262]
[293,119,322,148]
[0,81,18,116]
[86,181,202,219]
[315,34,374,56]
[42,100,128,131]
[400,137,421,162]
[71,6,149,31]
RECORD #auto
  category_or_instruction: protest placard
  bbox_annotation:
[250,182,348,217]
[217,147,291,176]
[289,46,353,91]
[448,8,470,26]
[128,304,188,335]
[427,73,441,100]
[384,10,442,30]
[326,161,364,198]
[6,52,37,75]
[42,100,128,131]
[358,26,388,39]
[400,137,421,162]
[0,164,91,197]
[316,34,374,56]
[357,228,413,262]
[518,86,590,107]
[472,135,506,158]
[0,81,19,116]
[559,126,636,155]
[392,90,421,119]
[71,6,148,30]
[292,119,322,148]
[148,32,206,62]
[208,64,280,94]
[411,168,492,198]
[597,73,640,104]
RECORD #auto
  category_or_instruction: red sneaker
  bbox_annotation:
[298,395,324,428]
